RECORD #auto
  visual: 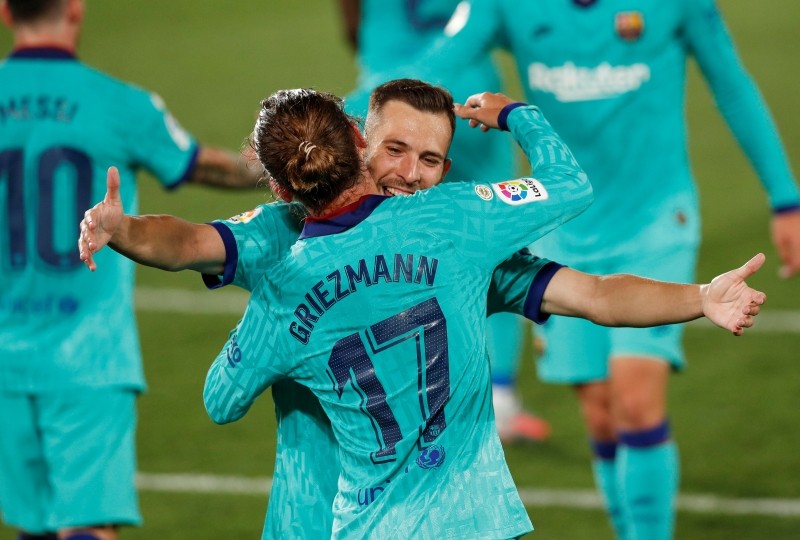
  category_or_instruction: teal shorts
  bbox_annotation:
[0,387,141,533]
[534,244,697,385]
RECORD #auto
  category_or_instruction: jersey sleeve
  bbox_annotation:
[416,104,592,271]
[487,248,564,324]
[203,294,295,424]
[127,91,199,189]
[202,202,304,291]
[685,0,800,210]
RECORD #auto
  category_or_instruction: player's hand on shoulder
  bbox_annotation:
[454,91,516,132]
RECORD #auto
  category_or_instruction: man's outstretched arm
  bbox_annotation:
[79,166,226,274]
[541,254,767,336]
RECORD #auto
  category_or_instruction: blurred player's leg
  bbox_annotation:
[577,382,627,539]
[612,358,677,540]
[487,312,550,443]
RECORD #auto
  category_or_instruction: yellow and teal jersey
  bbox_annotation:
[397,0,799,261]
[0,48,198,392]
[347,0,515,184]
[204,105,591,538]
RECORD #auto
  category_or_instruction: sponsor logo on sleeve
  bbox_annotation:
[226,207,262,224]
[491,178,549,205]
[474,184,494,201]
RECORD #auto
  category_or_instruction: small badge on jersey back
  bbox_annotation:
[474,184,494,201]
[226,207,262,224]
[492,178,549,205]
[416,444,446,470]
[615,11,645,41]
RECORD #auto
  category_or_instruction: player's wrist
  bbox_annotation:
[498,102,528,131]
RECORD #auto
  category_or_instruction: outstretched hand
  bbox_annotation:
[78,167,124,272]
[453,92,516,132]
[702,253,767,336]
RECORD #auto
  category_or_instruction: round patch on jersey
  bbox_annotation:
[416,444,446,470]
[615,11,645,41]
[474,184,494,201]
[226,207,262,224]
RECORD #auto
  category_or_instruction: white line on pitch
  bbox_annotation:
[135,286,800,333]
[135,472,800,518]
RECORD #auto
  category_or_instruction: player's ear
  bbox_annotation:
[66,0,84,25]
[351,121,367,149]
[0,2,13,29]
[441,158,452,180]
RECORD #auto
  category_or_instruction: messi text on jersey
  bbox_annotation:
[0,94,78,123]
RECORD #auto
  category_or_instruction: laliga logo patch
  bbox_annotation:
[474,184,494,201]
[492,178,549,205]
[416,444,446,470]
[227,207,262,224]
[615,11,645,41]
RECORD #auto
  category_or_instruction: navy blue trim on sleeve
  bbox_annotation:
[523,261,565,324]
[497,102,527,131]
[201,221,238,289]
[165,145,200,191]
[774,203,800,215]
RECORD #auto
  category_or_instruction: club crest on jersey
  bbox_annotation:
[492,178,549,205]
[416,444,446,469]
[615,11,645,41]
[226,207,262,224]
[474,184,494,201]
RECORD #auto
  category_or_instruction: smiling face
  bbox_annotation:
[363,100,453,197]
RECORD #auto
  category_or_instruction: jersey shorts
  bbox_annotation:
[534,241,698,384]
[0,388,139,532]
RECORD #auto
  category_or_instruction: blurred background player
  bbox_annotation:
[365,1,800,538]
[337,0,550,444]
[0,1,261,539]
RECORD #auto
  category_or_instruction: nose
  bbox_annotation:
[398,155,421,184]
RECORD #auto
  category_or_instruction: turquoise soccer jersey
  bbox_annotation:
[207,227,562,538]
[203,201,305,291]
[0,48,198,392]
[204,105,592,538]
[396,0,799,260]
[346,0,515,184]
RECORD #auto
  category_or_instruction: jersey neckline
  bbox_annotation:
[300,195,389,239]
[9,47,77,60]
